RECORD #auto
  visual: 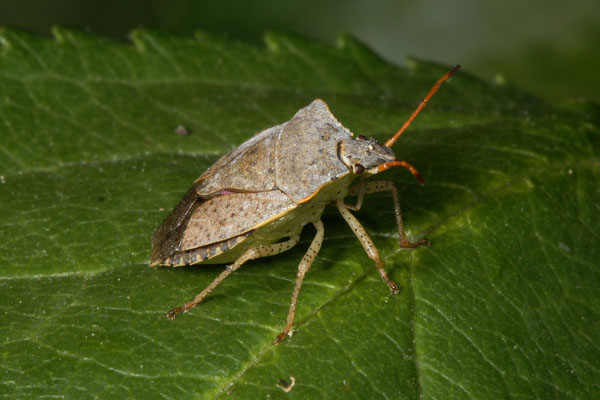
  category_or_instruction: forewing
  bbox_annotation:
[180,189,296,250]
[194,124,281,195]
[150,184,204,264]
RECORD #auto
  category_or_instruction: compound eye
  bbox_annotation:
[353,163,365,174]
[356,135,366,141]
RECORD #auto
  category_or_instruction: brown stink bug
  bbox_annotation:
[150,65,460,343]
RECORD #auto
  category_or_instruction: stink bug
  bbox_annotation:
[150,65,460,343]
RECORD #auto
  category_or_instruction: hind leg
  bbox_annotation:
[166,235,301,319]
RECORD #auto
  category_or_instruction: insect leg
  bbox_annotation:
[336,199,399,294]
[166,235,301,319]
[344,178,366,211]
[275,220,324,344]
[347,180,430,248]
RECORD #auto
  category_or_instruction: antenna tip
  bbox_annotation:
[415,171,425,186]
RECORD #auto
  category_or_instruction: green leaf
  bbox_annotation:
[1,27,598,399]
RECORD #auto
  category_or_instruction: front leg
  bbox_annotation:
[336,200,399,294]
[347,180,429,248]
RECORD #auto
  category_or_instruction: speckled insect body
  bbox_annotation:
[150,66,460,343]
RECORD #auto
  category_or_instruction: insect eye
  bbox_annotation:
[353,163,365,174]
[356,135,366,141]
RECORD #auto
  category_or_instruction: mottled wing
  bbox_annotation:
[151,123,285,265]
[150,183,204,263]
[179,189,296,250]
[194,124,282,195]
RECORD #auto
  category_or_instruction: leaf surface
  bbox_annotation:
[0,28,598,399]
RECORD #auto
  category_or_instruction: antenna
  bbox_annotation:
[384,64,460,148]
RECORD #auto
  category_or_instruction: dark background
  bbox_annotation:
[2,0,599,102]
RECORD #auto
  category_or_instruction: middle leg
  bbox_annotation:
[275,220,325,344]
[347,180,429,248]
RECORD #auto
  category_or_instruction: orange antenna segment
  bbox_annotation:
[385,64,460,148]
[377,161,424,185]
